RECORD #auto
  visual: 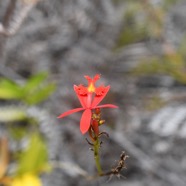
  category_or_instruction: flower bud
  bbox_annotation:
[99,120,105,125]
[95,108,101,115]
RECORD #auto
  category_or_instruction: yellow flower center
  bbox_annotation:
[87,83,95,93]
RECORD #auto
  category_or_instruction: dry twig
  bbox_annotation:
[106,127,186,186]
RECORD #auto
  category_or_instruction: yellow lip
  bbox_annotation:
[87,83,95,93]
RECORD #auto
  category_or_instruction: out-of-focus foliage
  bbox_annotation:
[114,0,186,86]
[115,0,177,49]
[132,49,186,84]
[0,134,49,186]
[0,72,55,186]
[22,72,55,105]
[0,79,22,100]
[0,135,47,186]
[0,72,55,105]
[0,108,27,123]
[16,134,49,175]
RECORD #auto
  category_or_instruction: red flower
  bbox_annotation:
[58,74,118,134]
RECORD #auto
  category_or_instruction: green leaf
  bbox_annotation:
[22,72,55,105]
[23,84,55,105]
[23,72,48,95]
[0,107,27,123]
[17,134,49,175]
[0,79,23,99]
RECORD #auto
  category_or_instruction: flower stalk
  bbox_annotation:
[87,108,105,175]
[93,136,102,175]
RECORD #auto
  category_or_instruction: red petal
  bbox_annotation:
[91,86,110,107]
[80,109,92,134]
[95,104,118,109]
[58,108,84,118]
[84,74,100,84]
[74,85,88,108]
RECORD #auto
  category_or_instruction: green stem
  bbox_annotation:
[93,137,103,175]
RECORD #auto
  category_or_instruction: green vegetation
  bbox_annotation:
[0,72,55,105]
[0,72,55,182]
[17,134,49,175]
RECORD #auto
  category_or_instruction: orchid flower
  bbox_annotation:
[58,74,118,134]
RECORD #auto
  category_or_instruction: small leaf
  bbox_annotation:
[23,84,55,105]
[0,79,23,99]
[22,72,56,105]
[23,72,48,95]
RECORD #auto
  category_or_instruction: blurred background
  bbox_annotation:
[0,0,186,186]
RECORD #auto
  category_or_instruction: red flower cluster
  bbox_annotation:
[58,74,118,134]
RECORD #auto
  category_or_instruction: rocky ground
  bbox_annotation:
[1,0,186,186]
